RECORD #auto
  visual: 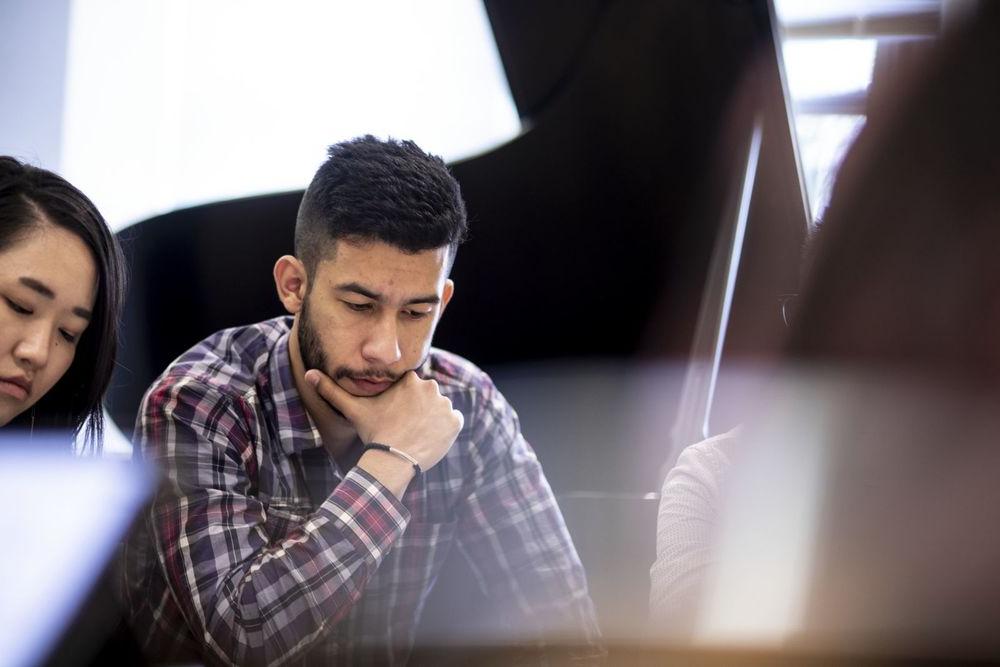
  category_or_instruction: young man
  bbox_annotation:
[123,136,602,665]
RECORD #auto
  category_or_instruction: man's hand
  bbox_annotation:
[305,369,463,472]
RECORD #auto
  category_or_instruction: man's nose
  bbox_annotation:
[361,315,402,366]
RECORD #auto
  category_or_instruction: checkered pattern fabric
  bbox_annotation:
[123,317,602,666]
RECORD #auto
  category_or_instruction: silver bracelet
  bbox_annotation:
[364,442,422,476]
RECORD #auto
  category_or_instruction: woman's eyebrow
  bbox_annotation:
[19,276,54,299]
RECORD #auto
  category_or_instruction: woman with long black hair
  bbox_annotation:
[0,156,126,451]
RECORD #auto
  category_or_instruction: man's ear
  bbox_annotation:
[440,279,455,315]
[274,255,308,314]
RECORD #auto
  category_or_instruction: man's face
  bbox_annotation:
[297,239,453,397]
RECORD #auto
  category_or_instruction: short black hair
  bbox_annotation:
[0,156,127,452]
[294,135,467,275]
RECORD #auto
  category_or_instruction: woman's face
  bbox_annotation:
[0,224,97,427]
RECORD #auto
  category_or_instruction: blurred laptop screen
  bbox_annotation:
[0,435,153,667]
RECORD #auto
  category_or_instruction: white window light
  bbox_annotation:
[61,0,520,233]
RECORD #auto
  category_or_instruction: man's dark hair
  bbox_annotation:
[294,135,467,275]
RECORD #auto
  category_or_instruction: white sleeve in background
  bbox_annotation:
[648,428,739,635]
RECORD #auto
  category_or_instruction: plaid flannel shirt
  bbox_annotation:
[123,317,602,666]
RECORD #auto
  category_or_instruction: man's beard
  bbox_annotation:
[298,294,332,379]
[297,294,403,390]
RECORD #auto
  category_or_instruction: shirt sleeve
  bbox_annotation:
[135,377,410,667]
[648,431,737,635]
[453,379,605,663]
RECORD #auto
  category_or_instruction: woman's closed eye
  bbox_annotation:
[4,297,32,315]
[59,329,80,344]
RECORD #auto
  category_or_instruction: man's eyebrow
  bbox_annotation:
[335,282,382,300]
[403,294,440,306]
[19,276,92,320]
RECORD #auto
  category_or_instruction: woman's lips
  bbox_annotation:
[0,378,30,401]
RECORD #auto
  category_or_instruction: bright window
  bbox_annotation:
[773,1,943,222]
[778,37,877,220]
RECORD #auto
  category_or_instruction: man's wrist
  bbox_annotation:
[357,448,416,499]
[364,442,422,476]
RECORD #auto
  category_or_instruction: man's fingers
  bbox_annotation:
[305,369,359,420]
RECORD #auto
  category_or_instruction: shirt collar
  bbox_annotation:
[266,319,324,456]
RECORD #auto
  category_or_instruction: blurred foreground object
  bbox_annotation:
[697,370,1000,662]
[0,436,153,667]
[687,1,1000,661]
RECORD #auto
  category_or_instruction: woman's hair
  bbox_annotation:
[0,156,127,452]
